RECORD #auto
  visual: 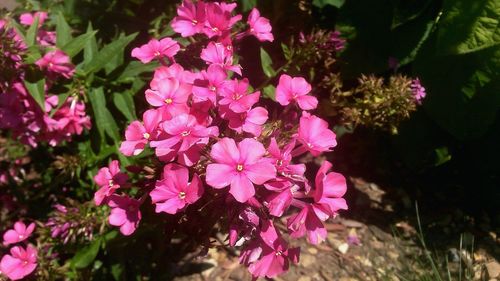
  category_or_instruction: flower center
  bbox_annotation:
[233,94,242,100]
[275,250,283,256]
[108,180,114,187]
[192,19,198,25]
[307,142,313,148]
[236,164,244,172]
[154,51,161,57]
[143,132,150,139]
[19,234,24,239]
[276,159,283,167]
[212,27,219,32]
[209,86,216,92]
[178,191,186,199]
[164,98,173,104]
[181,130,191,137]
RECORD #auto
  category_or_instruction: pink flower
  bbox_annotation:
[247,220,300,278]
[411,78,426,104]
[2,222,35,246]
[267,138,305,177]
[206,138,276,203]
[193,64,227,104]
[312,160,348,217]
[131,37,180,64]
[35,50,75,78]
[171,0,206,37]
[150,113,218,154]
[204,2,241,38]
[247,8,274,42]
[0,245,37,280]
[225,106,268,137]
[296,112,337,156]
[151,64,195,89]
[119,109,162,156]
[275,74,317,110]
[287,205,327,244]
[219,78,260,113]
[145,77,192,115]
[150,164,203,214]
[200,42,241,75]
[267,188,293,217]
[93,160,128,206]
[19,12,47,26]
[107,195,141,236]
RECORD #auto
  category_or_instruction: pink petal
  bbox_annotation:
[229,173,255,203]
[206,163,236,189]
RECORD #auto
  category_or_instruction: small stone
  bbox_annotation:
[307,247,318,255]
[337,242,349,254]
[485,261,500,279]
[298,277,312,281]
[300,254,316,267]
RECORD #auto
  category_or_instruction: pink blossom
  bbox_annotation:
[200,42,241,75]
[287,205,327,244]
[225,106,268,137]
[145,78,191,115]
[120,109,162,156]
[275,74,317,110]
[19,12,47,26]
[246,220,300,278]
[267,188,293,217]
[93,160,128,206]
[267,138,305,177]
[150,164,203,214]
[206,138,276,203]
[107,195,141,236]
[296,112,337,156]
[204,2,241,38]
[192,64,228,104]
[411,78,426,104]
[35,50,75,78]
[171,0,206,37]
[0,245,37,280]
[247,8,274,42]
[2,222,35,246]
[131,37,180,64]
[312,160,348,217]
[151,64,195,89]
[219,78,260,113]
[150,113,218,155]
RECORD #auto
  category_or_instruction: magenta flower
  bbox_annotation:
[120,109,162,156]
[200,42,242,75]
[287,205,327,245]
[35,50,75,78]
[151,113,218,153]
[296,112,337,156]
[93,160,128,206]
[19,12,47,26]
[2,222,35,246]
[267,138,305,177]
[312,160,348,217]
[0,245,37,280]
[131,37,180,64]
[107,195,141,236]
[247,220,300,278]
[151,63,195,89]
[193,64,228,104]
[204,2,241,38]
[267,188,293,217]
[171,0,206,37]
[145,77,192,115]
[219,78,260,113]
[411,78,426,104]
[226,106,268,137]
[206,138,276,202]
[150,164,204,214]
[275,74,317,110]
[247,8,274,42]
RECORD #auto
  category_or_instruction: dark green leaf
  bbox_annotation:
[61,30,97,58]
[23,79,45,111]
[312,0,345,8]
[49,93,70,117]
[25,16,39,47]
[437,0,500,55]
[71,238,101,269]
[260,47,276,78]
[88,87,120,142]
[117,61,157,82]
[434,147,452,166]
[113,91,137,121]
[84,23,98,67]
[262,85,276,100]
[240,0,257,12]
[56,12,72,47]
[85,33,138,74]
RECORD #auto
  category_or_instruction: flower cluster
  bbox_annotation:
[0,13,90,147]
[94,1,347,278]
[0,222,37,280]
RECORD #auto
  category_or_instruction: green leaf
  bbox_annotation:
[260,47,276,78]
[434,147,452,166]
[56,12,72,48]
[240,0,257,12]
[49,93,70,117]
[312,0,345,8]
[117,61,157,82]
[437,0,500,55]
[61,30,97,58]
[262,85,276,100]
[85,33,138,74]
[23,79,45,111]
[113,91,137,121]
[84,23,98,67]
[25,16,39,47]
[88,87,120,142]
[71,238,101,269]
[24,46,42,64]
